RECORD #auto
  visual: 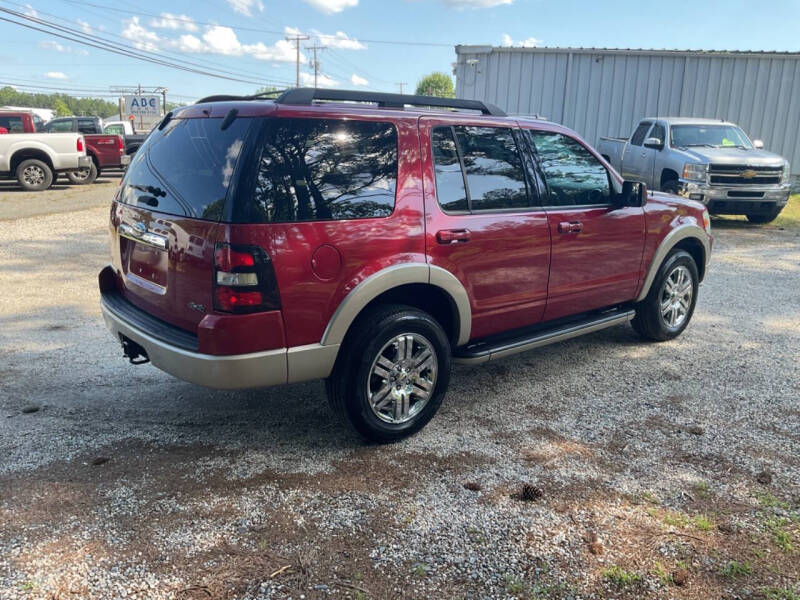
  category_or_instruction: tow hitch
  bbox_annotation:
[119,334,150,365]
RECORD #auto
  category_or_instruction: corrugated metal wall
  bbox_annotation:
[455,46,800,173]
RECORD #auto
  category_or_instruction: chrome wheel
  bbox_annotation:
[660,265,693,329]
[22,165,45,186]
[71,168,90,181]
[367,333,438,424]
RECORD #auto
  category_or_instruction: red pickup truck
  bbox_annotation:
[38,115,130,184]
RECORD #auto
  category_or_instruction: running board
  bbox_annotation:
[453,309,636,365]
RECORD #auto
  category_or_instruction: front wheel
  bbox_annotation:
[662,180,681,195]
[632,249,699,341]
[326,304,451,442]
[746,207,783,224]
[66,161,98,185]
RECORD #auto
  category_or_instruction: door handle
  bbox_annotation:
[436,229,471,244]
[557,221,583,234]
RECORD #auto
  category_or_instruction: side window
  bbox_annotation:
[0,116,24,132]
[431,127,468,212]
[77,119,96,134]
[529,130,611,206]
[650,124,666,145]
[33,115,44,132]
[630,122,652,146]
[454,126,529,211]
[241,118,397,223]
[47,120,73,133]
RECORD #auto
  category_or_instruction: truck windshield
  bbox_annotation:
[670,125,752,149]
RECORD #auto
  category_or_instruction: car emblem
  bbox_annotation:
[741,169,757,179]
[187,301,206,312]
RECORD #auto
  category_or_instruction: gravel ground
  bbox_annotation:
[0,198,798,600]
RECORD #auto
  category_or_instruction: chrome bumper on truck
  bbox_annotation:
[78,155,92,168]
[679,180,791,214]
[98,266,338,390]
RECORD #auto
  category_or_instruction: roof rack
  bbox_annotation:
[273,88,506,116]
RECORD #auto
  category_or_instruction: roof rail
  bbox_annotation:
[274,88,506,117]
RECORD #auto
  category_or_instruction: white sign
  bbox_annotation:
[124,95,161,117]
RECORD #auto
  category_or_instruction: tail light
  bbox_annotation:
[213,243,280,313]
[77,137,84,152]
[117,136,124,152]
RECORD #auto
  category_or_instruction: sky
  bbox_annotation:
[2,0,800,104]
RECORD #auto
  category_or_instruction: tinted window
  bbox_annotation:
[33,115,43,132]
[455,126,528,211]
[119,117,251,220]
[0,116,24,132]
[47,119,73,133]
[529,131,611,206]
[431,127,468,212]
[650,124,666,144]
[105,124,125,136]
[241,118,397,223]
[77,119,97,134]
[630,122,652,146]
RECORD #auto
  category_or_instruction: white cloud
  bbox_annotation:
[350,73,368,86]
[201,25,242,55]
[303,0,358,14]
[312,30,366,50]
[300,72,338,87]
[45,71,68,79]
[243,39,298,62]
[76,19,92,33]
[148,13,198,32]
[40,40,89,56]
[225,0,264,16]
[445,0,512,7]
[121,17,162,52]
[23,4,38,17]
[500,33,541,47]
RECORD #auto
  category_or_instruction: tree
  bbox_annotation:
[53,98,72,117]
[0,86,118,117]
[415,72,455,98]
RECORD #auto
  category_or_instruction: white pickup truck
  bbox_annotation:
[0,132,92,191]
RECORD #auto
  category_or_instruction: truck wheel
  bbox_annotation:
[632,249,699,342]
[66,161,98,185]
[16,159,53,191]
[662,180,681,195]
[746,207,782,224]
[326,304,451,442]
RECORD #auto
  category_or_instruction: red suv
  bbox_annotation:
[99,89,712,441]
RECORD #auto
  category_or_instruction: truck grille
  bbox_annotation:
[708,164,783,186]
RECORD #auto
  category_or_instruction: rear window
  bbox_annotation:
[119,117,251,220]
[0,116,25,132]
[234,118,397,223]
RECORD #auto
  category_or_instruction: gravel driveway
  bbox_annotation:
[0,197,798,600]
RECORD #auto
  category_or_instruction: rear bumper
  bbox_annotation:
[120,154,131,167]
[99,267,338,390]
[679,179,790,213]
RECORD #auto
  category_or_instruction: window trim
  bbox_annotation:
[431,124,537,216]
[630,121,653,147]
[526,128,616,210]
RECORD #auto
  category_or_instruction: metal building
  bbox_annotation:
[454,46,800,172]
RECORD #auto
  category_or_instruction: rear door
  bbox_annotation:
[525,128,645,321]
[421,116,551,341]
[110,115,253,332]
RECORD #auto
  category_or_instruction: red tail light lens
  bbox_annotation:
[117,136,124,151]
[77,137,84,152]
[213,243,280,313]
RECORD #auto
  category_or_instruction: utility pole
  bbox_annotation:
[285,33,310,87]
[305,43,326,88]
[396,82,407,95]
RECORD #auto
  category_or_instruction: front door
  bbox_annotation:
[525,128,646,321]
[621,121,655,184]
[420,116,551,342]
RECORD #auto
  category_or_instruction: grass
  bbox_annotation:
[693,480,711,498]
[652,562,673,586]
[763,587,800,600]
[774,194,800,228]
[601,565,642,587]
[764,517,796,552]
[504,574,525,594]
[694,514,715,531]
[721,560,752,577]
[663,510,691,528]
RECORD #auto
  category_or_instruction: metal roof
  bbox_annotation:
[456,45,800,58]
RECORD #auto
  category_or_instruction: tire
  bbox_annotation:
[66,161,98,185]
[632,249,699,342]
[662,180,681,195]
[326,304,452,442]
[746,207,782,224]
[16,159,53,191]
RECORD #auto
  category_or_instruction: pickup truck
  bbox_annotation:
[0,110,45,133]
[41,116,130,184]
[102,120,149,156]
[598,118,791,223]
[0,132,91,190]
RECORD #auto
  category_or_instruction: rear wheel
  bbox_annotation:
[16,159,53,191]
[326,304,451,442]
[66,161,98,185]
[746,207,782,224]
[632,249,699,341]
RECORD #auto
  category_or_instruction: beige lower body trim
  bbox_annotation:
[636,225,711,302]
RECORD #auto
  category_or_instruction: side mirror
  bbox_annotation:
[643,137,664,150]
[753,139,764,149]
[617,180,646,208]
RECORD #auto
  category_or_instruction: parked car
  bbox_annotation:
[0,109,45,133]
[99,89,712,441]
[0,131,91,190]
[102,120,149,156]
[597,118,791,224]
[41,116,129,184]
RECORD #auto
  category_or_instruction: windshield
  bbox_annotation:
[670,125,752,149]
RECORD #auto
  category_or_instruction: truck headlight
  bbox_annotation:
[781,161,791,184]
[682,163,708,182]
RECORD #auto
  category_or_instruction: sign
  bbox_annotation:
[124,94,161,117]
